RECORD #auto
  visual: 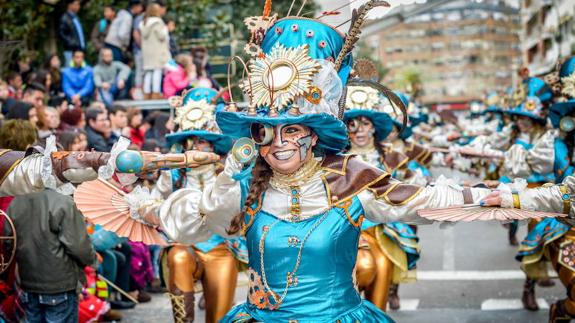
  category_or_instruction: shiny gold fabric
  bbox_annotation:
[166,243,239,323]
[548,230,575,316]
[194,244,239,323]
[355,230,394,310]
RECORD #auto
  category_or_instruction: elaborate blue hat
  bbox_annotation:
[549,56,575,129]
[166,87,233,155]
[507,77,553,123]
[484,91,501,114]
[216,2,388,154]
[342,85,393,141]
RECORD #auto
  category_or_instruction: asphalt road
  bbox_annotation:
[122,168,563,322]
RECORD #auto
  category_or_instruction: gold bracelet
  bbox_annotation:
[559,185,571,214]
[512,191,521,209]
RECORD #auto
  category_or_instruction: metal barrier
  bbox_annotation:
[113,100,248,111]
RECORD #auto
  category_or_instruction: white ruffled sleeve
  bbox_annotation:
[358,177,491,224]
[199,155,245,237]
[501,130,556,178]
[158,188,212,244]
[500,176,575,215]
[0,154,45,196]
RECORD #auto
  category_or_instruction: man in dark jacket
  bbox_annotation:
[85,107,112,152]
[8,189,95,323]
[59,0,86,66]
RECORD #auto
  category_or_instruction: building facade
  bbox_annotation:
[521,0,575,76]
[363,0,521,107]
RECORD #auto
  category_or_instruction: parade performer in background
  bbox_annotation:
[343,72,421,311]
[512,56,575,320]
[156,88,247,323]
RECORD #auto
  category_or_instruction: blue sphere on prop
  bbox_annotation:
[116,150,144,173]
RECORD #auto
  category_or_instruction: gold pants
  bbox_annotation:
[166,244,239,323]
[548,230,575,317]
[355,230,394,310]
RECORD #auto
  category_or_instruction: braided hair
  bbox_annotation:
[227,156,273,235]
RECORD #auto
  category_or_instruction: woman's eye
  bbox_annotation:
[285,127,298,134]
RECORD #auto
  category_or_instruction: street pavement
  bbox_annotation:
[123,167,562,322]
[123,221,562,322]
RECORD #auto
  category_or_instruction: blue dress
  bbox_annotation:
[221,196,395,322]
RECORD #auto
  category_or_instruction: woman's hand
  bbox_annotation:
[480,190,502,207]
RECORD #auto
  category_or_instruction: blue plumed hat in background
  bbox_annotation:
[507,77,553,124]
[216,1,390,154]
[166,87,233,155]
[549,56,575,130]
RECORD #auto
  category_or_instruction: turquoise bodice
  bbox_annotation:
[222,196,393,323]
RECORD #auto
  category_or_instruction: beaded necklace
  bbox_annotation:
[258,211,329,309]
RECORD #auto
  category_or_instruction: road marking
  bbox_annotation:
[442,226,455,271]
[481,298,549,310]
[393,298,419,311]
[417,270,557,281]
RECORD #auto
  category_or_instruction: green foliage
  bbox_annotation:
[395,66,424,98]
[167,0,318,49]
[0,0,54,44]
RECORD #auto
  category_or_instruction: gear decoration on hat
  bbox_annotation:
[352,58,379,82]
[561,73,575,99]
[513,83,527,107]
[174,99,215,132]
[346,85,380,110]
[241,43,321,111]
[244,14,278,57]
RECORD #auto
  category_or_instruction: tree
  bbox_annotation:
[395,66,424,99]
[355,41,388,80]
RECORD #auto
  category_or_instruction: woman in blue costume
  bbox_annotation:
[513,57,575,321]
[384,91,433,181]
[342,76,421,311]
[126,2,562,322]
[133,2,558,322]
[156,87,247,323]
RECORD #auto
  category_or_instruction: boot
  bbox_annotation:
[198,294,206,310]
[388,284,400,310]
[151,93,164,100]
[509,221,519,246]
[522,278,539,311]
[549,300,573,323]
[538,279,556,288]
[167,290,195,323]
[144,93,152,100]
[101,309,123,321]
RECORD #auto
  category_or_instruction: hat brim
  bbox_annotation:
[485,106,502,114]
[393,120,413,140]
[166,130,233,155]
[506,109,546,124]
[549,100,575,128]
[217,111,349,153]
[343,109,394,141]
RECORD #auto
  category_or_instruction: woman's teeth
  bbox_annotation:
[273,150,296,160]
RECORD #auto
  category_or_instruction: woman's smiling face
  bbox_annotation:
[254,123,318,174]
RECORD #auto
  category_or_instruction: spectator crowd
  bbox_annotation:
[0,0,226,322]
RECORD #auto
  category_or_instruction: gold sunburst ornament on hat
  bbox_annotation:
[346,85,380,110]
[175,99,214,131]
[561,73,575,99]
[242,43,321,111]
